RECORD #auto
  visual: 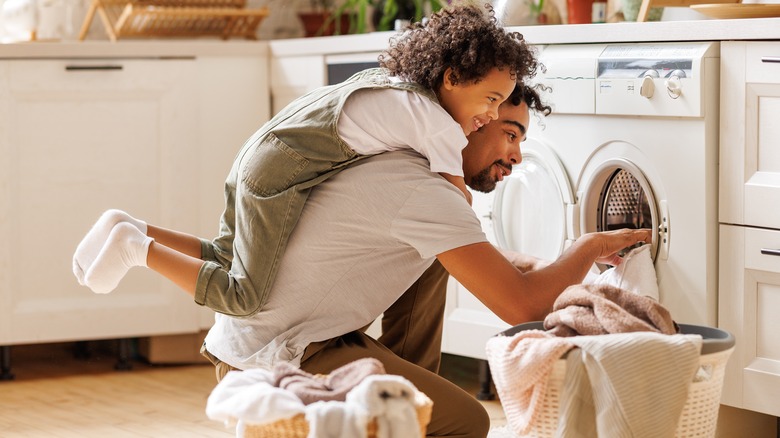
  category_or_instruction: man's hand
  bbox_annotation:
[579,228,653,267]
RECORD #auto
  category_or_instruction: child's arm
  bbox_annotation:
[440,173,472,206]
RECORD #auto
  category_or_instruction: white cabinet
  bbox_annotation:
[270,54,325,115]
[0,55,268,345]
[719,41,780,417]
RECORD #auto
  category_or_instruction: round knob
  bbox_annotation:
[665,69,686,99]
[640,75,655,99]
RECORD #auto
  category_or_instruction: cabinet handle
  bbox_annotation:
[761,57,780,64]
[760,248,780,256]
[65,65,123,71]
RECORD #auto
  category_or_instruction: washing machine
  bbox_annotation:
[442,42,720,360]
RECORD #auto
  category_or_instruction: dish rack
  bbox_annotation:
[78,0,269,41]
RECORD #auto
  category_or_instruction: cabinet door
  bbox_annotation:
[720,42,780,228]
[0,59,201,344]
[719,224,780,417]
[270,55,325,115]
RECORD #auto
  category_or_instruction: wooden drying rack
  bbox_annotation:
[78,0,269,41]
[635,0,739,21]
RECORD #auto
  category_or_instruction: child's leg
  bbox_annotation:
[76,210,206,296]
[83,223,154,294]
[439,173,473,206]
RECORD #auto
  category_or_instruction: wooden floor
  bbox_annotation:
[0,341,505,437]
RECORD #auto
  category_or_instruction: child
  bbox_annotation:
[72,3,540,317]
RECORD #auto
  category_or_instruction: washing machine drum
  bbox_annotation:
[597,168,653,232]
[579,158,662,260]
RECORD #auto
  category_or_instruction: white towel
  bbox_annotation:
[556,332,702,438]
[205,369,305,428]
[305,401,367,438]
[588,244,659,301]
[346,375,420,438]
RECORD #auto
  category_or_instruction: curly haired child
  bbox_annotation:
[72,3,541,317]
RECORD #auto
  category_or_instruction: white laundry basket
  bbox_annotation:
[494,322,735,438]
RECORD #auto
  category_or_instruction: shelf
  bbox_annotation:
[78,0,269,41]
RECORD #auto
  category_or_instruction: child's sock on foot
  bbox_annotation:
[84,222,153,294]
[73,209,147,285]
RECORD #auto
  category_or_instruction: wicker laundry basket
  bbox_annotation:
[242,393,433,438]
[495,322,735,438]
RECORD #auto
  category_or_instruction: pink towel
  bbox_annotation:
[485,330,575,436]
[273,357,386,405]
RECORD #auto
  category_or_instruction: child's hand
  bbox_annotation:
[464,189,473,206]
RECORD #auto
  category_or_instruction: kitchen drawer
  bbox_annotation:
[720,42,780,229]
[746,42,780,84]
[8,59,195,93]
[745,226,780,273]
[719,224,780,416]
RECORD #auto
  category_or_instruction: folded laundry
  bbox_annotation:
[206,365,428,438]
[273,357,386,405]
[543,283,678,337]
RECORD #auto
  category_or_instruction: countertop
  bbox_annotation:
[0,39,269,58]
[269,17,780,57]
[0,17,778,58]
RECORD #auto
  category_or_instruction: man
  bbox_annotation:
[201,84,650,437]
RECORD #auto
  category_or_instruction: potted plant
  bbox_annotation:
[323,0,446,35]
[371,0,447,31]
[298,0,352,37]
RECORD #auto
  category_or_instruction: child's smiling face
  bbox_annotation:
[437,67,517,136]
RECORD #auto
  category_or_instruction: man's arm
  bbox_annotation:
[436,229,651,325]
[496,248,550,273]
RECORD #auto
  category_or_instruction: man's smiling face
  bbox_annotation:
[462,99,530,193]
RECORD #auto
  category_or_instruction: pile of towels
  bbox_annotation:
[206,357,426,438]
[486,245,703,438]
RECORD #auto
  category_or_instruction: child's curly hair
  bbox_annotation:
[379,3,539,91]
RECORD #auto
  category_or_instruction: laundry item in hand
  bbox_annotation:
[588,244,659,301]
[273,357,386,405]
[543,283,678,337]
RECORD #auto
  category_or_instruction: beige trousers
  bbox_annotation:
[203,261,490,438]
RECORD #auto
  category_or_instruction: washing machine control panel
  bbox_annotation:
[595,43,717,118]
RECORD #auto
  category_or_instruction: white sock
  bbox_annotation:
[73,209,147,285]
[84,222,153,294]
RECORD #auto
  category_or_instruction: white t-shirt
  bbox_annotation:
[204,150,487,370]
[338,85,468,177]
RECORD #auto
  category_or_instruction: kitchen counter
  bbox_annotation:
[268,17,780,57]
[1,17,777,58]
[0,39,268,58]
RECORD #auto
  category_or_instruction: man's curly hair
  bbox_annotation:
[507,83,552,116]
[378,3,539,92]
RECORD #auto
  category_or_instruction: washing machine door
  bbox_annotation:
[576,143,667,261]
[491,139,576,262]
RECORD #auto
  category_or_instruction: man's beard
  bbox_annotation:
[468,160,511,193]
